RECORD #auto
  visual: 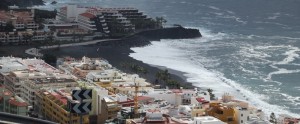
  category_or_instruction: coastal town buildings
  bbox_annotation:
[0,85,29,116]
[0,9,38,30]
[0,56,297,124]
[0,31,48,44]
[77,12,97,32]
[58,56,112,79]
[35,89,89,124]
[193,116,226,124]
[20,75,77,106]
[57,5,148,34]
[0,57,78,108]
[278,114,300,124]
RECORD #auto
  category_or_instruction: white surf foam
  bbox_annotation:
[129,28,300,117]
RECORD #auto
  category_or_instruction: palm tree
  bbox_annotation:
[207,88,215,100]
[167,80,178,87]
[155,71,163,81]
[161,69,170,82]
[270,112,277,124]
[155,17,167,28]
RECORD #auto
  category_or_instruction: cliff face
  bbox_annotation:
[98,27,202,47]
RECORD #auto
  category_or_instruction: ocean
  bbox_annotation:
[39,0,300,116]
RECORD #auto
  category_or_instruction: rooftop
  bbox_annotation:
[194,116,225,123]
[79,12,96,19]
[8,97,28,107]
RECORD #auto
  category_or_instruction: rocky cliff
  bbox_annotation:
[99,27,202,47]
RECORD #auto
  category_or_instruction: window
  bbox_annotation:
[241,114,243,116]
[241,120,243,123]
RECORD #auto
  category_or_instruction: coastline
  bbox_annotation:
[0,27,201,89]
[41,44,195,89]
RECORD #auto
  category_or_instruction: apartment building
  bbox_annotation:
[0,10,38,30]
[206,102,237,124]
[0,31,48,44]
[56,5,87,22]
[77,12,97,31]
[86,69,125,88]
[193,116,226,124]
[98,96,121,124]
[2,58,59,96]
[58,56,112,79]
[0,85,29,116]
[57,5,149,34]
[20,75,77,106]
[36,89,89,124]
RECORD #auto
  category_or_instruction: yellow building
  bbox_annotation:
[191,106,206,117]
[96,81,112,88]
[36,90,89,124]
[206,102,238,124]
[98,96,121,124]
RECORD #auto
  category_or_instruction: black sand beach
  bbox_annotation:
[43,44,195,89]
[0,27,201,89]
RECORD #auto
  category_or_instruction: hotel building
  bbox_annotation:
[0,85,29,116]
[36,89,89,124]
[0,10,38,30]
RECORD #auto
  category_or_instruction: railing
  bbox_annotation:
[0,112,58,124]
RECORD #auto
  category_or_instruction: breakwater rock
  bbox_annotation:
[99,27,202,47]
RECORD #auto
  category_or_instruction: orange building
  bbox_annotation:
[36,90,89,124]
[206,102,238,124]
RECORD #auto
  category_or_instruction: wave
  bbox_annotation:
[129,27,300,117]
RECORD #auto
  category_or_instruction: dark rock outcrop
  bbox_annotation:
[136,27,202,40]
[98,27,202,47]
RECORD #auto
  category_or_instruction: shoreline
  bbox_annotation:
[41,44,195,89]
[0,27,201,89]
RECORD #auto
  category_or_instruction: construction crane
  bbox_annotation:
[114,76,152,118]
[134,80,139,118]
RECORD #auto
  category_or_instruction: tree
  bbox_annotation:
[207,88,215,100]
[167,80,179,88]
[155,17,167,28]
[155,71,162,81]
[161,69,170,82]
[270,112,277,124]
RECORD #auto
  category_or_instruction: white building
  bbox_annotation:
[278,114,300,124]
[235,108,251,124]
[0,57,27,73]
[57,4,87,22]
[58,56,112,77]
[144,89,183,106]
[86,69,124,83]
[193,116,226,124]
[77,12,97,31]
[20,75,77,106]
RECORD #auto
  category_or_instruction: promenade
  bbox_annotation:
[25,39,119,57]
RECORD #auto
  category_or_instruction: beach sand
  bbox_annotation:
[42,44,194,88]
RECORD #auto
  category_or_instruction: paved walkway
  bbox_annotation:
[25,48,43,57]
[39,39,119,49]
[25,39,119,57]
